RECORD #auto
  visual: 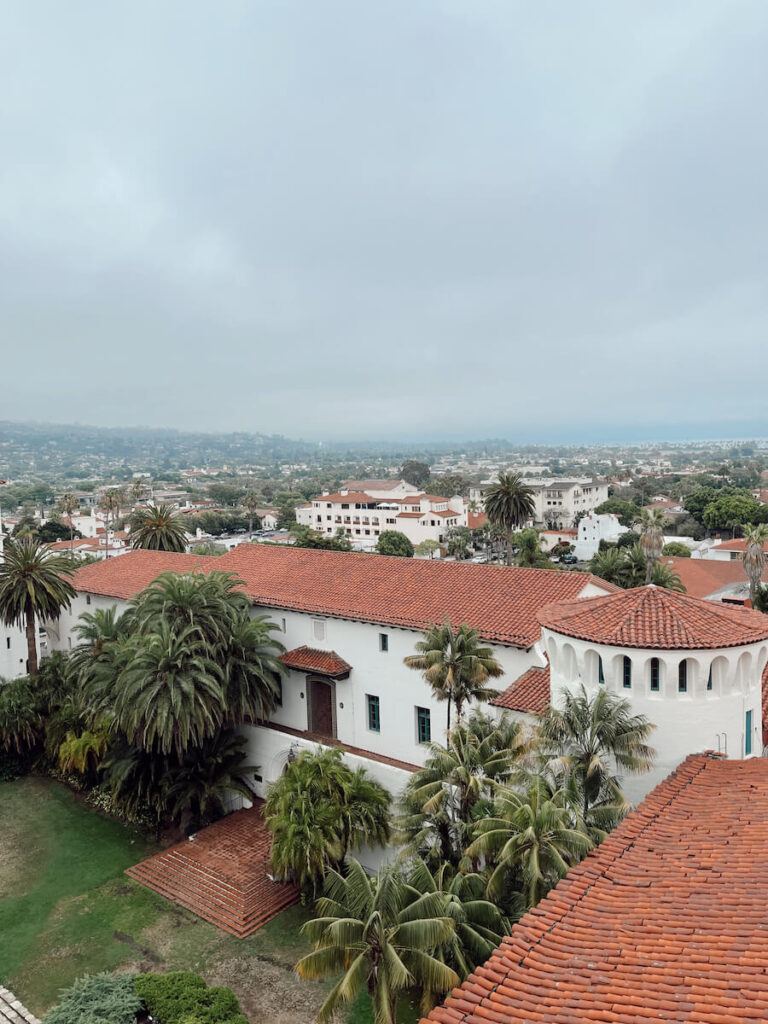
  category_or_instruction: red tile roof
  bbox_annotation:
[663,556,768,599]
[467,511,487,530]
[490,662,550,715]
[539,585,768,650]
[71,545,616,649]
[714,538,768,552]
[424,753,768,1024]
[280,646,352,678]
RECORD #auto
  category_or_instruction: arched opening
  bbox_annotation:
[649,657,660,693]
[622,655,632,690]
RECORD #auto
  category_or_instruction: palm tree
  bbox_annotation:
[483,472,536,565]
[0,537,76,674]
[223,614,285,725]
[638,508,667,583]
[742,523,768,606]
[296,859,459,1023]
[265,748,391,891]
[113,622,226,756]
[538,684,655,825]
[589,546,623,586]
[164,730,257,830]
[0,677,41,753]
[514,528,549,568]
[100,487,125,551]
[397,712,525,866]
[57,492,79,552]
[467,773,593,909]
[404,622,504,734]
[404,860,510,983]
[649,561,686,592]
[130,503,189,552]
[241,491,262,537]
[129,477,148,504]
[129,570,245,644]
[57,727,109,781]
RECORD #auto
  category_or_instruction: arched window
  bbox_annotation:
[678,660,688,693]
[598,655,605,685]
[707,665,713,691]
[650,657,660,692]
[622,656,632,689]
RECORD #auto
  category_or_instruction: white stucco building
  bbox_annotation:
[536,586,768,801]
[1,622,31,680]
[572,512,628,560]
[296,485,466,550]
[471,477,609,529]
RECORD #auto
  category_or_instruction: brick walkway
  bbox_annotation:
[0,987,40,1024]
[125,802,299,938]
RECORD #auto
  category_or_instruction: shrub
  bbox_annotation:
[134,972,248,1024]
[44,972,141,1024]
[661,541,691,558]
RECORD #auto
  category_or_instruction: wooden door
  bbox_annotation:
[310,678,335,737]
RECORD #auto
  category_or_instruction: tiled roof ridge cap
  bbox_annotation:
[432,753,714,1024]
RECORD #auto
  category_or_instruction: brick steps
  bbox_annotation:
[125,803,299,939]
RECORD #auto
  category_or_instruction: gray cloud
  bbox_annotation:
[1,1,766,441]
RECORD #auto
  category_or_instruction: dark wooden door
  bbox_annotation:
[310,679,335,737]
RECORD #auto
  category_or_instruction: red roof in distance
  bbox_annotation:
[539,584,768,650]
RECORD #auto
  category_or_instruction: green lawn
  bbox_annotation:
[0,777,419,1024]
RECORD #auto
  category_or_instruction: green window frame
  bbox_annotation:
[746,709,753,756]
[416,706,431,744]
[650,658,660,692]
[598,656,605,685]
[622,656,632,689]
[367,694,380,733]
[678,660,687,693]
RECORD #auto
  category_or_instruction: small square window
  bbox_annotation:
[367,694,380,732]
[416,706,431,744]
[379,633,389,652]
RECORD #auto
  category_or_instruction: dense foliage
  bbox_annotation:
[376,530,415,557]
[43,971,141,1024]
[134,972,248,1024]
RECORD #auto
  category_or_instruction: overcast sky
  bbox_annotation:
[1,2,767,443]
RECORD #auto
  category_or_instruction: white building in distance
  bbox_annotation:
[471,477,609,529]
[572,512,628,561]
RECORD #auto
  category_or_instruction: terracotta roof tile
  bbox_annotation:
[662,556,768,599]
[280,646,352,678]
[539,585,768,650]
[71,546,617,649]
[424,754,768,1024]
[490,661,550,714]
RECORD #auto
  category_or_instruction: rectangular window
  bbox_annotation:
[312,618,326,642]
[379,633,389,652]
[707,666,713,691]
[416,706,431,744]
[367,694,380,732]
[598,656,605,685]
[281,617,287,633]
[623,656,632,689]
[5,637,9,650]
[86,595,91,605]
[678,660,687,693]
[650,658,659,692]
[746,709,753,756]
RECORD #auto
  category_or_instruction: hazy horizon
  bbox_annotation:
[2,3,767,441]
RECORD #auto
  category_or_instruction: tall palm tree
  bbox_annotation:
[638,508,667,583]
[483,472,536,565]
[223,614,285,725]
[0,538,76,674]
[467,773,593,909]
[129,570,246,644]
[57,492,79,552]
[296,859,459,1023]
[538,684,655,825]
[397,712,525,866]
[113,622,226,756]
[100,487,125,551]
[404,860,510,984]
[404,621,504,734]
[129,477,148,504]
[130,502,189,552]
[742,523,768,606]
[241,491,262,537]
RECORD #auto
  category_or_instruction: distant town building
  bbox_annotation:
[471,477,609,529]
[572,512,628,560]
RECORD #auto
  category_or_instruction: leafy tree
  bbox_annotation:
[701,491,761,532]
[296,859,459,1023]
[638,508,668,583]
[0,538,76,674]
[376,530,414,557]
[130,502,189,552]
[404,622,503,733]
[538,684,655,826]
[429,473,472,498]
[291,524,352,551]
[468,773,593,909]
[683,486,721,524]
[265,748,391,892]
[742,523,768,606]
[594,498,639,528]
[661,541,691,558]
[415,539,441,559]
[206,483,246,507]
[550,541,574,561]
[401,460,431,489]
[36,520,82,545]
[483,473,536,565]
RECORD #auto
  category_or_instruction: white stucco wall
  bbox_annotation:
[541,626,768,804]
[0,623,32,680]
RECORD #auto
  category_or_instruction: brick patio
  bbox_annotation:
[125,802,299,938]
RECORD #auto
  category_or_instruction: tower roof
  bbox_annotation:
[538,585,768,651]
